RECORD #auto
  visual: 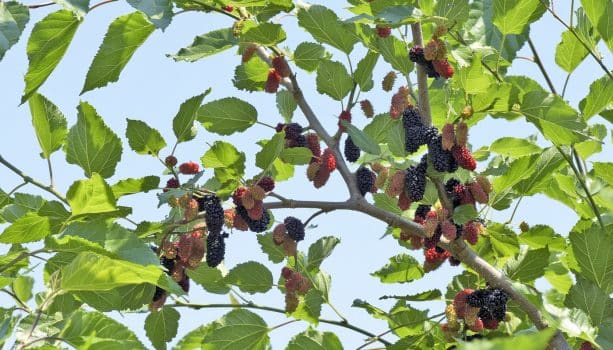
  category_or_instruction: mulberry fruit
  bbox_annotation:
[222,5,234,11]
[469,318,484,332]
[404,127,426,154]
[382,71,396,91]
[165,178,179,190]
[265,69,281,93]
[206,232,228,268]
[285,292,299,313]
[165,155,177,167]
[390,86,410,119]
[461,105,474,119]
[456,122,468,146]
[452,145,476,171]
[441,220,457,240]
[483,319,499,330]
[357,166,375,196]
[414,204,431,219]
[232,187,247,206]
[398,190,412,211]
[433,59,454,79]
[198,195,224,234]
[409,46,439,78]
[453,288,474,319]
[360,99,374,117]
[463,221,480,245]
[404,165,426,201]
[402,106,423,127]
[284,123,303,141]
[179,161,200,174]
[321,148,336,171]
[376,25,392,38]
[272,56,290,78]
[273,224,287,245]
[424,38,447,61]
[344,136,360,162]
[441,123,455,151]
[338,110,352,131]
[428,136,457,173]
[256,176,275,192]
[475,175,492,193]
[305,133,321,161]
[242,44,257,63]
[284,216,305,242]
[313,166,331,188]
[468,182,489,204]
[386,169,406,197]
[476,288,509,322]
[236,206,270,232]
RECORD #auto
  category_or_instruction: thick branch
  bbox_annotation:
[410,24,432,124]
[0,154,67,204]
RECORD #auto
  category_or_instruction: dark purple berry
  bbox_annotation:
[284,216,305,241]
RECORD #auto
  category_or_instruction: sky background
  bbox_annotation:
[0,0,611,349]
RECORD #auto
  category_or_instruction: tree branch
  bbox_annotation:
[0,154,68,204]
[410,24,432,125]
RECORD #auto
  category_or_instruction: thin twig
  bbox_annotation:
[88,0,117,11]
[0,154,68,204]
[46,158,54,190]
[0,249,47,274]
[410,24,432,125]
[0,289,32,312]
[527,38,557,94]
[303,209,327,227]
[355,312,446,350]
[27,1,54,9]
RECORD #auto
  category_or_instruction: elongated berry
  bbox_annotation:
[433,59,454,79]
[305,133,321,161]
[198,195,224,234]
[382,71,396,91]
[429,136,457,173]
[404,165,426,201]
[360,99,374,117]
[179,161,199,174]
[206,232,228,268]
[475,175,492,193]
[456,122,468,146]
[242,44,257,62]
[441,220,457,240]
[441,123,455,151]
[272,56,290,77]
[390,86,410,119]
[468,182,489,204]
[265,69,281,93]
[321,148,336,171]
[357,166,375,196]
[344,136,360,162]
[463,221,480,245]
[452,145,476,171]
[386,169,406,197]
[424,38,446,61]
[313,166,330,188]
[338,110,351,131]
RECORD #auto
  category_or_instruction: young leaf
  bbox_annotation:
[514,147,564,195]
[306,236,340,272]
[28,93,68,159]
[452,205,478,225]
[569,223,613,293]
[198,97,257,135]
[435,0,469,24]
[293,41,326,72]
[111,176,160,198]
[233,56,269,92]
[240,22,286,46]
[504,247,550,282]
[202,309,269,349]
[353,51,378,92]
[555,30,590,73]
[380,289,443,302]
[225,261,273,294]
[492,0,544,35]
[201,141,245,178]
[54,0,90,18]
[173,91,210,143]
[0,212,53,243]
[170,28,238,62]
[66,173,117,218]
[487,223,520,257]
[0,1,29,61]
[126,0,172,29]
[145,307,180,350]
[372,254,424,283]
[489,137,541,158]
[12,275,34,302]
[297,5,357,54]
[316,60,353,100]
[372,193,401,215]
[174,324,216,350]
[256,132,285,171]
[186,264,230,294]
[64,101,123,178]
[125,119,167,156]
[60,310,147,349]
[256,232,286,263]
[291,289,325,326]
[22,10,81,104]
[376,35,413,75]
[276,90,297,122]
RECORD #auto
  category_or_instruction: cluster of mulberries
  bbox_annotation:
[442,288,510,339]
[344,136,361,162]
[440,122,476,171]
[232,186,271,233]
[265,69,282,93]
[282,267,311,312]
[272,223,296,256]
[306,148,337,189]
[390,86,411,119]
[402,106,438,154]
[428,135,458,173]
[445,176,491,209]
[276,122,306,148]
[197,195,224,234]
[356,166,376,196]
[409,46,438,78]
[410,36,454,79]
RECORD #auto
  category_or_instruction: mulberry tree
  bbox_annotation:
[0,0,611,349]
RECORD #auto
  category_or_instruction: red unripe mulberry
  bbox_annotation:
[376,25,391,38]
[483,319,499,330]
[242,44,257,63]
[265,69,281,93]
[390,86,410,119]
[232,187,247,206]
[580,342,595,350]
[179,161,200,174]
[386,170,406,197]
[475,175,492,193]
[452,145,476,171]
[338,110,351,131]
[441,123,455,151]
[398,190,412,210]
[441,220,457,240]
[433,59,454,79]
[313,166,331,189]
[468,182,489,204]
[321,148,336,171]
[470,318,484,332]
[222,5,234,11]
[360,99,374,117]
[272,56,290,78]
[424,38,447,61]
[453,289,474,319]
[463,221,481,245]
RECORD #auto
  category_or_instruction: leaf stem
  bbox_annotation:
[0,154,68,204]
[46,158,54,190]
[88,0,117,11]
[268,319,299,332]
[0,289,32,312]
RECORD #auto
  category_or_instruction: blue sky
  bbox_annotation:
[0,1,611,348]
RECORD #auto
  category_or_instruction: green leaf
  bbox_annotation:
[256,232,286,263]
[454,53,492,95]
[492,0,543,35]
[12,275,34,302]
[514,147,564,195]
[372,193,401,215]
[518,224,566,251]
[198,97,257,135]
[21,10,80,104]
[28,93,68,159]
[504,247,549,282]
[202,309,269,349]
[354,51,378,92]
[581,0,613,52]
[126,0,172,29]
[0,1,29,61]
[256,132,285,171]
[81,12,154,93]
[145,307,180,350]
[174,324,215,350]
[376,35,413,75]
[491,154,538,207]
[570,223,613,293]
[64,101,122,178]
[486,223,519,257]
[125,119,166,156]
[372,254,424,283]
[381,289,442,302]
[0,212,53,243]
[60,251,183,295]
[286,328,343,350]
[186,264,230,294]
[581,76,613,120]
[279,147,312,165]
[201,141,245,180]
[173,91,209,142]
[240,22,286,45]
[453,205,478,225]
[60,309,146,349]
[566,277,612,325]
[593,162,613,185]
[293,41,326,72]
[67,173,117,218]
[276,90,297,122]
[457,328,555,350]
[291,289,325,325]
[306,236,340,272]
[555,30,590,73]
[435,0,469,24]
[489,137,541,158]
[544,261,573,294]
[111,176,160,198]
[233,55,269,92]
[53,0,90,17]
[297,5,357,54]
[170,28,238,62]
[225,261,273,294]
[343,121,381,155]
[75,283,154,312]
[316,60,353,100]
[520,91,588,145]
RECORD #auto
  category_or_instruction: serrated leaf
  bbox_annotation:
[453,205,478,225]
[201,141,245,180]
[126,119,166,156]
[60,251,183,295]
[66,173,117,218]
[75,283,154,312]
[581,0,613,52]
[286,328,342,350]
[565,277,612,325]
[593,162,613,185]
[81,12,154,93]
[486,223,519,257]
[454,53,491,94]
[457,328,555,350]
[256,132,285,171]
[316,60,353,100]
[276,90,297,122]
[111,176,160,198]
[514,147,564,195]
[555,30,590,73]
[174,324,215,350]
[354,50,378,91]
[570,223,613,293]
[0,212,52,243]
[376,35,413,75]
[12,275,34,302]
[186,264,230,294]
[306,236,339,272]
[60,310,146,349]
[225,261,273,294]
[435,0,469,24]
[581,76,613,120]
[492,0,544,35]
[202,309,269,349]
[198,97,257,135]
[173,91,209,142]
[256,232,286,263]
[171,28,238,62]
[372,193,401,215]
[293,41,325,72]
[145,307,180,350]
[64,101,122,178]
[233,56,269,91]
[489,137,541,158]
[28,93,67,159]
[279,147,312,165]
[343,121,381,155]
[126,0,172,29]
[0,1,29,61]
[22,10,80,103]
[291,289,325,325]
[240,22,286,45]
[372,254,424,283]
[491,154,538,207]
[518,224,566,251]
[504,247,549,282]
[297,5,357,54]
